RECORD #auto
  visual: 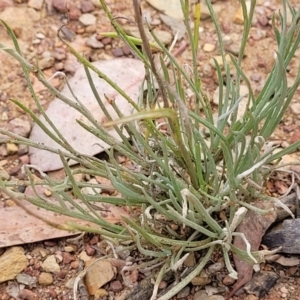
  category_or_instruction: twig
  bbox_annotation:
[132,0,169,109]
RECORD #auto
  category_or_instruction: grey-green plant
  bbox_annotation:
[1,0,300,299]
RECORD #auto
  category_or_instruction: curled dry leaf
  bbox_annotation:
[226,200,277,300]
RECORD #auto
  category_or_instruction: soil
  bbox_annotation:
[0,0,300,299]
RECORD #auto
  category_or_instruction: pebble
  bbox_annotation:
[6,143,18,155]
[16,273,36,286]
[69,5,81,20]
[250,73,261,82]
[203,43,216,52]
[0,0,14,11]
[291,102,300,117]
[52,0,68,13]
[110,280,123,292]
[194,290,224,300]
[79,13,96,26]
[81,0,95,13]
[209,54,231,69]
[38,272,53,285]
[0,247,28,283]
[57,270,68,279]
[39,57,55,70]
[85,244,96,256]
[85,259,115,295]
[177,286,190,298]
[27,0,43,10]
[94,288,108,298]
[18,289,38,300]
[86,34,104,49]
[112,48,124,57]
[222,275,236,286]
[8,117,31,137]
[65,277,76,289]
[41,255,60,273]
[90,0,101,7]
[62,252,75,264]
[0,169,10,180]
[60,26,76,42]
[233,1,251,24]
[89,235,99,245]
[191,270,211,286]
[207,262,224,274]
[258,15,269,27]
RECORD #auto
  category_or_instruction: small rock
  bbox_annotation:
[129,269,139,284]
[122,45,131,56]
[209,54,231,69]
[203,43,215,52]
[16,273,36,286]
[191,270,211,286]
[0,0,14,11]
[177,286,190,298]
[18,289,38,300]
[6,143,18,155]
[85,244,96,256]
[94,289,108,298]
[0,247,28,283]
[89,235,99,245]
[207,262,224,274]
[39,57,55,70]
[62,252,75,264]
[99,36,111,45]
[52,48,67,61]
[233,1,251,24]
[112,48,124,57]
[291,102,300,116]
[69,5,81,20]
[52,0,68,13]
[110,280,123,292]
[78,250,91,262]
[86,34,104,49]
[27,0,44,10]
[222,275,236,286]
[194,290,225,300]
[243,271,278,298]
[38,272,53,285]
[250,73,261,82]
[0,169,10,180]
[183,252,196,267]
[79,13,96,26]
[258,15,269,27]
[85,259,115,295]
[41,255,60,273]
[90,0,101,7]
[60,26,76,42]
[70,260,79,269]
[65,277,76,289]
[57,270,68,279]
[81,0,95,13]
[8,117,31,138]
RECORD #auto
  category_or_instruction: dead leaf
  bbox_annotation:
[0,184,129,248]
[29,58,145,172]
[226,200,277,300]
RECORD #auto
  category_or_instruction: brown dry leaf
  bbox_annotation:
[226,200,277,300]
[0,185,129,248]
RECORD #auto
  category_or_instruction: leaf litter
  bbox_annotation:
[29,58,145,172]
